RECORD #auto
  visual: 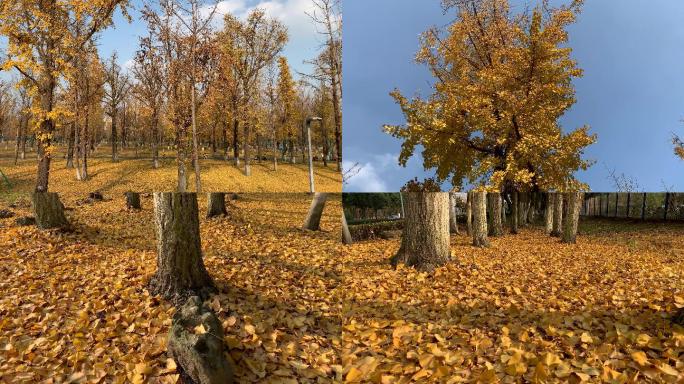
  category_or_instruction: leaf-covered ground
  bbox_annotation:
[0,193,343,383]
[340,220,684,383]
[0,146,342,195]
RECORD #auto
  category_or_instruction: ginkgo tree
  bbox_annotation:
[384,0,596,196]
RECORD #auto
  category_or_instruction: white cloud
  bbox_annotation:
[343,160,389,192]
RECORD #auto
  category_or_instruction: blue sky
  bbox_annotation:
[2,0,327,81]
[342,0,684,192]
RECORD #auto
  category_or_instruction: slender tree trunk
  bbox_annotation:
[206,193,228,218]
[222,121,229,161]
[562,192,582,244]
[66,122,75,168]
[32,192,68,229]
[273,126,278,171]
[148,192,215,304]
[125,192,142,210]
[20,116,27,160]
[472,191,489,247]
[390,192,450,272]
[511,192,519,234]
[342,212,352,245]
[256,133,262,164]
[152,112,160,169]
[544,193,554,234]
[488,192,503,237]
[466,192,472,236]
[449,192,459,234]
[330,59,342,172]
[111,112,118,162]
[551,192,564,237]
[303,193,328,231]
[232,119,240,166]
[243,122,251,176]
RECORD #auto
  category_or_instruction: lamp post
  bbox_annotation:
[305,116,322,193]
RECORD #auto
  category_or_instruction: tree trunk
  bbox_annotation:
[32,192,68,229]
[544,193,554,234]
[562,192,582,244]
[111,112,118,162]
[206,193,227,218]
[66,122,75,168]
[232,118,240,166]
[466,192,472,236]
[152,113,160,169]
[342,212,352,245]
[551,192,564,237]
[472,191,489,247]
[449,192,459,234]
[243,123,251,176]
[148,192,215,304]
[390,192,450,272]
[302,193,328,231]
[125,192,142,210]
[511,192,519,234]
[518,192,528,227]
[487,192,503,237]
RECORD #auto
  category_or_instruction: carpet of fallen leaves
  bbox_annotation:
[0,146,342,194]
[340,220,684,383]
[0,192,343,383]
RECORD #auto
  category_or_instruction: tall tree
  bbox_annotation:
[0,0,130,192]
[103,52,131,163]
[277,56,298,168]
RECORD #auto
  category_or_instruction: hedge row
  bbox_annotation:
[348,220,404,242]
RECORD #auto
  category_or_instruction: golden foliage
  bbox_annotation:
[340,220,684,382]
[0,193,343,382]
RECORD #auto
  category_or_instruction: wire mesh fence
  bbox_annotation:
[581,192,684,221]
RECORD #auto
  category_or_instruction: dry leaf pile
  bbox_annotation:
[340,220,684,383]
[0,193,343,383]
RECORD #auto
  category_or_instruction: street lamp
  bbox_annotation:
[305,116,322,193]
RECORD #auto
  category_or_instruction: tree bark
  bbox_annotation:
[390,192,450,272]
[511,192,519,234]
[466,192,472,236]
[449,192,459,234]
[148,193,215,304]
[551,192,564,237]
[518,192,529,227]
[472,191,489,247]
[125,192,141,210]
[111,111,118,162]
[342,212,352,245]
[32,192,68,229]
[206,193,227,218]
[66,122,75,168]
[488,192,503,237]
[544,193,554,235]
[232,118,240,166]
[302,193,328,231]
[562,192,582,244]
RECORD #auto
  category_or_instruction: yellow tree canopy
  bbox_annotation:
[277,56,298,137]
[384,0,595,192]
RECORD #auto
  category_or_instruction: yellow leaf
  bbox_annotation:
[194,324,207,335]
[631,351,648,366]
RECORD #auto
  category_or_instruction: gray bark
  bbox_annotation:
[472,191,489,247]
[487,192,503,237]
[449,192,459,234]
[32,192,68,229]
[466,192,472,236]
[551,193,564,237]
[302,193,328,231]
[391,192,450,272]
[148,193,215,304]
[562,192,582,244]
[544,193,554,234]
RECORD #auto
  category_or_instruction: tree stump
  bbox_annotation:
[167,296,234,384]
[449,192,459,234]
[148,193,215,304]
[32,192,68,229]
[342,213,353,245]
[551,192,564,237]
[125,192,142,210]
[206,193,227,218]
[472,191,489,247]
[487,192,503,237]
[544,193,554,234]
[390,192,450,272]
[562,192,582,244]
[302,193,328,231]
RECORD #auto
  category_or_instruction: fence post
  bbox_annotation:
[626,193,631,218]
[664,192,670,221]
[641,193,647,220]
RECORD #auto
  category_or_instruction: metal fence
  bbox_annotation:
[581,192,684,221]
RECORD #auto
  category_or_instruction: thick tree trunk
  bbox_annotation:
[206,193,227,218]
[125,192,141,210]
[466,192,472,236]
[511,192,519,234]
[342,212,352,245]
[488,192,503,237]
[449,192,459,234]
[32,192,68,229]
[148,193,215,304]
[544,193,554,234]
[302,193,328,231]
[472,191,489,247]
[390,192,450,272]
[551,192,564,237]
[562,192,582,244]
